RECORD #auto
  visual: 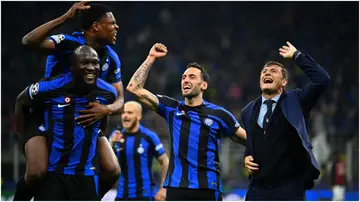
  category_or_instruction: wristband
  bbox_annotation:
[293,50,301,60]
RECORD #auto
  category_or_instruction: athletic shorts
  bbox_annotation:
[22,109,47,155]
[165,187,222,201]
[34,171,99,201]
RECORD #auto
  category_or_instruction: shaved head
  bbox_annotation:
[121,101,143,132]
[124,101,142,116]
[71,45,100,85]
[72,45,98,63]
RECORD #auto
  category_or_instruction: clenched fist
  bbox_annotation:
[111,130,124,143]
[149,43,168,59]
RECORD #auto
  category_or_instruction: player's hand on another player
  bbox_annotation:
[76,102,111,127]
[148,43,168,59]
[279,41,297,59]
[63,1,91,21]
[244,155,259,175]
[155,187,166,201]
[111,130,124,143]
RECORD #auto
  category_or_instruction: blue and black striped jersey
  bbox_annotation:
[155,94,240,192]
[109,125,165,200]
[26,73,117,176]
[46,32,121,84]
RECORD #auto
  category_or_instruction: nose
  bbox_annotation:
[86,65,96,71]
[115,24,119,30]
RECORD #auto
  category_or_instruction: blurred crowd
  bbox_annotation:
[1,1,358,194]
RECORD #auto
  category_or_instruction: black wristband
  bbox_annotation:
[293,50,301,60]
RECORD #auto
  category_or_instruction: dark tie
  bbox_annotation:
[263,99,275,130]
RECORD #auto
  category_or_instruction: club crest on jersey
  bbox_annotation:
[102,63,109,71]
[30,83,39,96]
[64,96,71,104]
[137,144,144,154]
[205,118,213,126]
[38,124,46,132]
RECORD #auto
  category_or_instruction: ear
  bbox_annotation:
[282,78,288,88]
[92,21,100,32]
[201,81,208,91]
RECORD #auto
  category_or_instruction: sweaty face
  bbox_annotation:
[96,12,119,45]
[181,67,207,98]
[121,103,141,131]
[260,65,287,94]
[73,48,100,85]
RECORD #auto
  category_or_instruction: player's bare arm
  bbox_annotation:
[76,81,124,127]
[108,81,125,114]
[14,88,32,136]
[230,127,247,146]
[155,154,169,201]
[127,43,168,111]
[22,1,90,54]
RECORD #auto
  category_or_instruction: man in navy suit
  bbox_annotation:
[242,41,330,200]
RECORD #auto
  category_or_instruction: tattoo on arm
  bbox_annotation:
[131,59,154,90]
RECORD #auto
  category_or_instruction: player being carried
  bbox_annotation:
[14,2,123,200]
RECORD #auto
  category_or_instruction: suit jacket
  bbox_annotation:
[241,52,330,188]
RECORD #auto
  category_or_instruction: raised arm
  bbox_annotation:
[279,41,330,110]
[126,43,168,111]
[22,1,90,54]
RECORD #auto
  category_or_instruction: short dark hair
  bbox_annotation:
[81,3,112,30]
[186,62,209,82]
[262,61,288,79]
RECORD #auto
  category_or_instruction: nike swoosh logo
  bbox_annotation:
[58,104,70,108]
[176,112,184,116]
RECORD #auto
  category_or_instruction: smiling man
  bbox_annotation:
[15,45,117,200]
[15,2,123,200]
[126,43,246,201]
[241,41,330,200]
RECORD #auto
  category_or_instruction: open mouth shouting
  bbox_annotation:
[263,77,274,84]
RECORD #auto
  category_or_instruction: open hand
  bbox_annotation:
[63,1,91,20]
[279,41,297,59]
[75,102,110,127]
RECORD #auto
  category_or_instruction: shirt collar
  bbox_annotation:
[261,93,281,104]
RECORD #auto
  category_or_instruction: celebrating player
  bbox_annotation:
[109,101,169,201]
[15,45,117,200]
[126,43,246,201]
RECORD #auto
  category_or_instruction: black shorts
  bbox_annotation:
[22,108,47,154]
[34,171,100,201]
[165,187,222,201]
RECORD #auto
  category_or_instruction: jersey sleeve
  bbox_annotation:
[48,34,80,54]
[218,108,240,137]
[155,94,179,121]
[105,47,122,84]
[149,132,165,158]
[26,78,55,105]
